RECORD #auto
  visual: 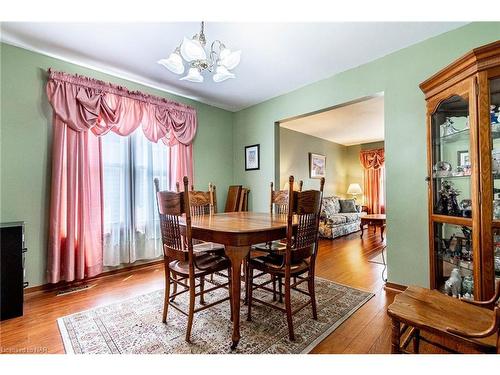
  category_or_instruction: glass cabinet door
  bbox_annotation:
[490,77,500,221]
[493,229,500,282]
[490,76,500,287]
[434,222,474,299]
[431,95,472,218]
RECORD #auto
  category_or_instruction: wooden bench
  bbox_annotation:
[387,284,499,354]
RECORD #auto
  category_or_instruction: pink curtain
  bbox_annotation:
[45,69,197,283]
[359,148,385,215]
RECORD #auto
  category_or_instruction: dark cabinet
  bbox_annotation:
[1,222,26,320]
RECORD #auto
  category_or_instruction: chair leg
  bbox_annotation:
[391,319,401,354]
[307,272,318,320]
[200,276,206,305]
[272,275,277,301]
[170,271,178,302]
[228,267,234,322]
[185,276,196,342]
[162,263,171,323]
[244,255,249,305]
[246,265,254,321]
[413,329,420,354]
[284,275,295,341]
[278,277,283,303]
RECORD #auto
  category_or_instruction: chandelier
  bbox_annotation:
[157,22,241,83]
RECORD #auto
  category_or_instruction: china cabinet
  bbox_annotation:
[420,40,500,301]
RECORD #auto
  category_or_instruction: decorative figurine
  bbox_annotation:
[494,199,500,220]
[459,199,472,218]
[441,117,460,136]
[433,161,453,177]
[460,226,473,261]
[491,105,499,124]
[449,189,461,216]
[448,234,460,257]
[444,268,462,298]
[493,159,500,175]
[436,180,461,216]
[461,275,474,298]
[495,255,500,276]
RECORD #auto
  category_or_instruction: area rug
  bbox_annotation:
[57,275,373,354]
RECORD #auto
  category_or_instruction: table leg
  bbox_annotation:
[225,245,250,350]
[360,222,365,238]
[391,319,401,354]
[381,225,385,241]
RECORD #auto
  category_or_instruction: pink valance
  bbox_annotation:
[45,69,197,145]
[359,148,385,170]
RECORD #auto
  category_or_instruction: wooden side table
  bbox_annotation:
[360,214,386,241]
[387,286,498,354]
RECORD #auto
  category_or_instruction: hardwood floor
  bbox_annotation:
[0,229,440,354]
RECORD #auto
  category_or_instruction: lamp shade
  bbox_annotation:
[219,48,241,70]
[347,183,363,195]
[213,65,235,82]
[180,67,204,83]
[180,37,207,62]
[157,51,185,75]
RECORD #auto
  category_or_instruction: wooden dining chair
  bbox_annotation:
[225,185,242,212]
[251,179,304,301]
[156,176,232,342]
[187,183,226,288]
[246,175,325,341]
[238,188,250,212]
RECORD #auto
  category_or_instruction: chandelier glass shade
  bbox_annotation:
[158,22,241,83]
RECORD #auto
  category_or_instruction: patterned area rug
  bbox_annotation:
[57,275,373,354]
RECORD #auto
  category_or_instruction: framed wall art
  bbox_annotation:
[309,153,326,178]
[245,144,260,171]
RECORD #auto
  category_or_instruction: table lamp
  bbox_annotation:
[347,183,363,201]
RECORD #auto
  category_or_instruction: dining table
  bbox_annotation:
[181,211,289,350]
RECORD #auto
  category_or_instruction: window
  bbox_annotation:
[102,129,168,266]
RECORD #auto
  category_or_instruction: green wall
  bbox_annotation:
[0,43,234,287]
[233,23,500,287]
[280,127,348,196]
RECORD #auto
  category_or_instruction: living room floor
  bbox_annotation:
[0,229,460,354]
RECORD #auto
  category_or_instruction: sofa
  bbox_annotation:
[319,196,366,239]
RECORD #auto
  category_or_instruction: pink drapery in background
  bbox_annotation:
[359,148,385,214]
[45,69,197,283]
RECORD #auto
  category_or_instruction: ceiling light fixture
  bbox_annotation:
[157,22,241,83]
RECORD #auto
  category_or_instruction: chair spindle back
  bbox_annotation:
[156,177,194,262]
[285,176,325,264]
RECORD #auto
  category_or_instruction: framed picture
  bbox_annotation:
[457,150,470,167]
[309,153,326,178]
[245,144,260,171]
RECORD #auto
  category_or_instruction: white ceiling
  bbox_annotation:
[1,22,466,111]
[281,95,384,146]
